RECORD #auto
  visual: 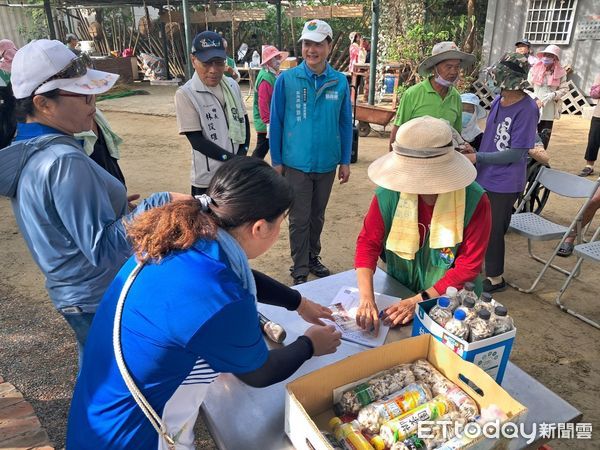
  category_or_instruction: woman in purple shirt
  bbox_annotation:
[465,53,539,293]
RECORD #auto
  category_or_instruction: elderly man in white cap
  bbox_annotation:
[355,116,491,331]
[389,41,475,151]
[252,44,288,159]
[270,19,353,285]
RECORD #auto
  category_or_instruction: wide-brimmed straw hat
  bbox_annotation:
[11,39,118,99]
[368,116,476,194]
[536,44,561,60]
[261,45,289,66]
[418,41,475,76]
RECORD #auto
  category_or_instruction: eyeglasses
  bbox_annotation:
[32,56,88,95]
[57,91,95,105]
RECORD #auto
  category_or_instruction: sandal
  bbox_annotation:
[557,241,574,257]
[578,166,594,177]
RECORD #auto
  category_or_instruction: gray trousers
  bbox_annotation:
[284,167,336,277]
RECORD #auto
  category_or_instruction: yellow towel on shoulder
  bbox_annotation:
[386,189,466,260]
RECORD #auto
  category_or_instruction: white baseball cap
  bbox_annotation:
[11,39,118,99]
[299,20,333,43]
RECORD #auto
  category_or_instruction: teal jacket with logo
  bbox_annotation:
[269,62,352,173]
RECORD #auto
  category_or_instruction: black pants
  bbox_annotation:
[485,191,519,277]
[191,186,207,196]
[252,133,269,159]
[584,117,600,162]
[284,167,336,277]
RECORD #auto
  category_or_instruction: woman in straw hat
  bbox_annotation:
[465,52,539,293]
[528,44,568,148]
[355,116,491,332]
[0,40,187,365]
[252,44,288,159]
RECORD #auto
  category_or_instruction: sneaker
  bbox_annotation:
[292,274,308,285]
[309,256,331,278]
[482,278,507,293]
[578,166,594,177]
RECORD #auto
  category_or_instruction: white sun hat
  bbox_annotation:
[10,39,118,99]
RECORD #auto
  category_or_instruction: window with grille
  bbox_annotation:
[524,0,578,45]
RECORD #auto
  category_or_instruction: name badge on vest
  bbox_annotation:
[325,90,339,101]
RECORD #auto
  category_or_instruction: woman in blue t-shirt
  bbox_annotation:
[67,157,342,450]
[464,52,539,293]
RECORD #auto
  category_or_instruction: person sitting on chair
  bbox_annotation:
[557,188,600,257]
[354,116,491,332]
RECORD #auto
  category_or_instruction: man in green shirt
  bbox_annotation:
[389,41,474,151]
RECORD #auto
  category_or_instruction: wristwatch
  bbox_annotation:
[419,290,431,301]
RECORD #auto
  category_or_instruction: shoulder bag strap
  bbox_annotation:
[112,261,177,450]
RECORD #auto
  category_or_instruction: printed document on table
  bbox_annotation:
[325,286,400,348]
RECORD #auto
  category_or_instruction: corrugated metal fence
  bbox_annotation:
[0,7,32,47]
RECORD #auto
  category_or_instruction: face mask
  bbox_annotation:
[434,68,456,87]
[462,112,474,128]
[542,57,554,65]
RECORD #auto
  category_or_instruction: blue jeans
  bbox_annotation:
[59,308,96,369]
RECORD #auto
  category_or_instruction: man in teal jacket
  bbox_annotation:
[270,19,353,285]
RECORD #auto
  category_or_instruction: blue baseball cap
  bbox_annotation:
[191,31,226,62]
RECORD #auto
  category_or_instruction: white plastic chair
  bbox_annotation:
[507,167,600,293]
[555,225,600,329]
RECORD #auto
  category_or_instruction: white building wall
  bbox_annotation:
[0,6,32,47]
[481,0,599,94]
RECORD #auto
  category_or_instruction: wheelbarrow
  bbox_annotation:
[355,103,396,137]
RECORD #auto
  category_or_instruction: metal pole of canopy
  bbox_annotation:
[43,0,57,40]
[181,0,193,79]
[276,0,282,49]
[160,21,171,79]
[368,0,379,105]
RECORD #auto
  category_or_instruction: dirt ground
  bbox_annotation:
[0,84,599,449]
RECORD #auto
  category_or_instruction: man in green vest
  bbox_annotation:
[354,116,492,332]
[252,45,288,159]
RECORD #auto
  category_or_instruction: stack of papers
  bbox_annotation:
[325,286,400,348]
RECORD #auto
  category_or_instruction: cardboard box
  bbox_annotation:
[285,335,526,450]
[412,299,516,384]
